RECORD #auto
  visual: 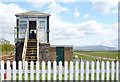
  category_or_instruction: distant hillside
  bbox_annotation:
[73,45,117,51]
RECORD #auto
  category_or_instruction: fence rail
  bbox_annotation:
[0,60,119,81]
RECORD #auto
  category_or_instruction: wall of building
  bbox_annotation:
[49,46,73,62]
[49,47,56,62]
[64,47,73,62]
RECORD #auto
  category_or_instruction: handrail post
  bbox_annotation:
[37,27,39,61]
[22,28,28,69]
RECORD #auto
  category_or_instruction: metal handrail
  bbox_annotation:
[22,29,28,69]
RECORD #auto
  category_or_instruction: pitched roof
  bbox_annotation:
[15,11,51,17]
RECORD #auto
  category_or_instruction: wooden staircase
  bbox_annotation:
[25,39,37,69]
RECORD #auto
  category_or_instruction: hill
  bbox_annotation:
[73,45,117,51]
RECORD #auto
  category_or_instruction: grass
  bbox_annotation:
[73,52,114,62]
[73,52,96,61]
[78,51,118,59]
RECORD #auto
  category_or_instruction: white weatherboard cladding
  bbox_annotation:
[38,19,47,43]
[18,17,47,43]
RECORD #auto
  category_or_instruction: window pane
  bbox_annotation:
[39,21,45,29]
[20,21,27,23]
[20,24,27,26]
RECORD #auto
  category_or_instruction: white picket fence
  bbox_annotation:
[0,60,119,81]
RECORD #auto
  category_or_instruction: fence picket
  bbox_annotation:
[36,61,39,80]
[59,61,62,80]
[91,61,94,80]
[42,61,45,80]
[1,60,4,81]
[53,61,57,80]
[47,61,51,80]
[101,61,105,80]
[111,61,114,80]
[30,61,34,80]
[64,61,68,80]
[80,61,84,80]
[19,61,22,80]
[69,61,73,80]
[86,61,89,80]
[116,61,119,80]
[75,61,79,80]
[96,61,100,80]
[106,61,110,80]
[7,61,11,80]
[25,61,28,80]
[13,61,16,80]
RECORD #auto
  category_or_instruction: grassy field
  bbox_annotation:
[78,51,118,59]
[73,52,96,61]
[73,51,119,61]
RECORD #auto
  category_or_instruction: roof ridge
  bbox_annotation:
[15,10,50,16]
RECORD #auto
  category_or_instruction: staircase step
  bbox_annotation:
[27,48,37,49]
[26,51,37,52]
[26,53,37,54]
[28,39,37,40]
[25,59,37,60]
[27,46,37,47]
[26,56,37,57]
[28,41,37,42]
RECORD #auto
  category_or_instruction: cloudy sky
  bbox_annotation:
[0,0,119,48]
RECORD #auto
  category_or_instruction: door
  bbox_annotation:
[56,47,64,65]
[29,21,36,39]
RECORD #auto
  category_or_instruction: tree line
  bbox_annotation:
[0,38,15,55]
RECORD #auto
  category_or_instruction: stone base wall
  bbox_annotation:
[39,43,50,62]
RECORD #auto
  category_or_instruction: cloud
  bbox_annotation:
[49,12,118,47]
[92,0,118,14]
[46,1,69,14]
[0,2,26,44]
[74,8,80,18]
[84,14,89,18]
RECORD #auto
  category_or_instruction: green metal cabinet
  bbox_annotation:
[56,47,64,65]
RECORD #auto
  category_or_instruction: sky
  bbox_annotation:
[0,0,119,48]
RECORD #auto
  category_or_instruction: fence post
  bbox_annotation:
[19,61,22,80]
[59,61,62,80]
[80,61,84,80]
[96,61,100,80]
[36,61,40,80]
[116,61,119,80]
[7,61,11,80]
[86,61,89,80]
[25,61,28,80]
[53,61,57,80]
[1,60,4,81]
[75,61,79,80]
[30,61,34,80]
[111,61,114,80]
[13,61,16,80]
[47,61,51,80]
[42,61,45,80]
[69,61,73,80]
[64,61,68,80]
[106,61,110,80]
[91,61,95,80]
